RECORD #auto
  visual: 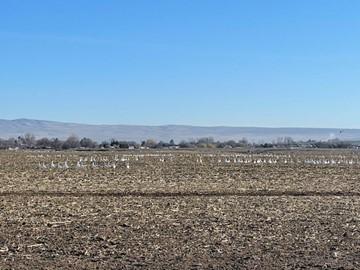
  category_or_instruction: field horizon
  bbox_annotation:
[1,118,360,143]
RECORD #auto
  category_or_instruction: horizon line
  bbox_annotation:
[0,118,358,130]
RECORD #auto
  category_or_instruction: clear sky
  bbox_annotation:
[1,0,360,128]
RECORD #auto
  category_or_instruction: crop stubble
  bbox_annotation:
[0,149,360,269]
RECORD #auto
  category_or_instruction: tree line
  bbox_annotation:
[0,134,357,150]
[0,134,97,150]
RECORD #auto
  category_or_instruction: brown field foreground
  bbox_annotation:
[1,149,360,269]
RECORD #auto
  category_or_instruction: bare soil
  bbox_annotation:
[1,149,360,269]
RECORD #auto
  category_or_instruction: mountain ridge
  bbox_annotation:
[0,118,359,143]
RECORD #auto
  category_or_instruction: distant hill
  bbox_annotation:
[0,119,359,143]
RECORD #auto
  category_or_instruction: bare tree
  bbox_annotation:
[62,135,80,149]
[144,139,157,148]
[36,138,52,149]
[80,137,97,148]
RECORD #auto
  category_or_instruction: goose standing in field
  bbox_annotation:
[39,162,47,170]
[91,161,97,169]
[76,160,83,169]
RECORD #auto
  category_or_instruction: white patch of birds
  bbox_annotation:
[34,152,360,171]
[36,153,176,171]
[194,153,360,166]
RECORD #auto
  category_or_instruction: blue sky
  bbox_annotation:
[1,0,360,128]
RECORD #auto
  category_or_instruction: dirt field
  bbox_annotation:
[1,149,360,269]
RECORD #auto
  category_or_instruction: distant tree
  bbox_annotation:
[17,136,25,147]
[0,138,18,149]
[169,139,175,146]
[144,139,157,148]
[24,133,36,148]
[225,140,237,148]
[100,141,110,148]
[197,137,214,144]
[17,134,36,148]
[260,143,274,148]
[128,141,139,148]
[36,137,52,149]
[62,135,80,149]
[284,137,295,145]
[110,139,119,147]
[80,137,97,148]
[51,138,63,150]
[179,140,194,148]
[196,137,215,148]
[274,136,296,147]
[216,141,225,148]
[156,141,170,149]
[7,138,18,148]
[239,138,249,144]
[118,141,130,149]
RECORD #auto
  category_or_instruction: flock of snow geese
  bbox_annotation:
[38,155,132,170]
[34,153,360,171]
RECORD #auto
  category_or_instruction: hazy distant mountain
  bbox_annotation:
[0,119,359,143]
